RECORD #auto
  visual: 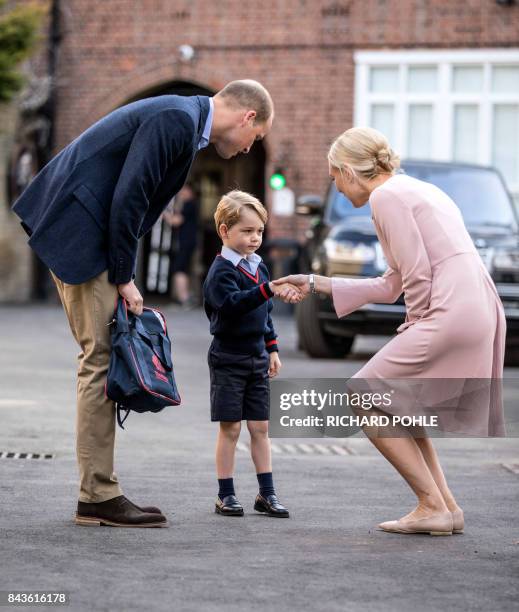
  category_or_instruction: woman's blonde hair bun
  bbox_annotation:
[328,127,401,181]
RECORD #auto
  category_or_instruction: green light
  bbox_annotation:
[270,172,286,190]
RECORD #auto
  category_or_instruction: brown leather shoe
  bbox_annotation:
[76,495,167,527]
[129,500,163,515]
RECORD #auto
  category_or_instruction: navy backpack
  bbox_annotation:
[106,297,181,428]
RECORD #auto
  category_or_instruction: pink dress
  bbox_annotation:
[331,174,506,436]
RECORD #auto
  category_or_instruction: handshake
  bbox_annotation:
[268,274,311,304]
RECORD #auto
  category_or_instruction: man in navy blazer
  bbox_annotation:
[12,79,274,528]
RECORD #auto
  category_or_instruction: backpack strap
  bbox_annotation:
[116,403,131,429]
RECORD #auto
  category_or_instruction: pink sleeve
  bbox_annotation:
[331,267,402,319]
[371,188,432,329]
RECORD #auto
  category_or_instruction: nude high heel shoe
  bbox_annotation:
[378,511,453,536]
[451,508,464,534]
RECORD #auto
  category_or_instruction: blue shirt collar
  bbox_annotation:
[220,245,262,275]
[197,97,214,150]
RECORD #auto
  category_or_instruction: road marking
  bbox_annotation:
[236,441,355,456]
[330,445,350,456]
[297,443,314,454]
[281,444,298,454]
[313,444,332,455]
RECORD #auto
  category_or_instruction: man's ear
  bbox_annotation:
[243,110,256,125]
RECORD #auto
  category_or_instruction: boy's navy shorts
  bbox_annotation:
[208,346,270,422]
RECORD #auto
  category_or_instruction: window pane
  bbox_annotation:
[452,66,483,93]
[492,66,519,93]
[453,105,479,163]
[492,104,519,185]
[408,66,438,93]
[369,67,399,93]
[407,105,433,159]
[370,104,395,143]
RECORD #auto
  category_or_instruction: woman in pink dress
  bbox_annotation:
[275,127,506,536]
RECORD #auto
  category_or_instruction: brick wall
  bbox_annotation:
[2,0,519,299]
[49,0,519,236]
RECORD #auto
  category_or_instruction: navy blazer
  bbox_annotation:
[12,95,211,284]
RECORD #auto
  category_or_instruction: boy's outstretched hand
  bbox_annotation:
[269,281,303,304]
[268,351,282,378]
[272,275,311,302]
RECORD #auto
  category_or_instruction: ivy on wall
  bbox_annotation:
[0,0,46,102]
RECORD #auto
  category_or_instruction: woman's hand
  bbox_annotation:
[269,281,303,304]
[273,274,333,298]
[272,274,311,302]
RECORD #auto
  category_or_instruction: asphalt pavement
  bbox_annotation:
[0,302,518,612]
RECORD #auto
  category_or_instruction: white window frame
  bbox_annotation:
[354,49,519,198]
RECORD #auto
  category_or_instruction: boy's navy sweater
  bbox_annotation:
[203,255,278,356]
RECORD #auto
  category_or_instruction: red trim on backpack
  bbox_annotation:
[127,338,181,405]
[155,371,169,384]
[121,298,181,405]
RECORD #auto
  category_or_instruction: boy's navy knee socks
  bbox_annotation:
[218,473,276,500]
[257,472,275,497]
[218,478,235,500]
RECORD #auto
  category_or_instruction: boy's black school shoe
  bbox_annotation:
[215,495,244,516]
[254,494,290,518]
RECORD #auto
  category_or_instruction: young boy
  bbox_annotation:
[203,190,299,517]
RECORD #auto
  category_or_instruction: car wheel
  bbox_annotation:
[296,294,354,358]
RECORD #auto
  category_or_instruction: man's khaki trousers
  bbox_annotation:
[51,270,123,503]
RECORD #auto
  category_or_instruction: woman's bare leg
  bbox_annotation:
[361,411,449,520]
[414,436,462,512]
[366,434,449,519]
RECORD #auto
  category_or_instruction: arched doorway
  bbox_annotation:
[128,81,267,303]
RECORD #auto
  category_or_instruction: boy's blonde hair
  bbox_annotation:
[214,190,268,238]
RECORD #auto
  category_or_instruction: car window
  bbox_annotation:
[327,164,516,228]
[403,164,516,228]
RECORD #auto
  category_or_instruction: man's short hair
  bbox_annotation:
[214,190,268,237]
[217,80,273,124]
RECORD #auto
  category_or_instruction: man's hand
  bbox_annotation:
[117,280,144,315]
[268,351,282,378]
[269,281,303,304]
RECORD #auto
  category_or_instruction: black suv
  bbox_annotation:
[295,161,519,365]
